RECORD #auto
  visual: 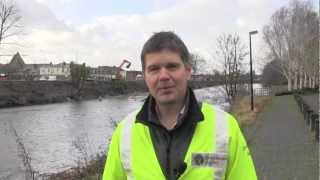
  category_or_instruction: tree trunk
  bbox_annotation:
[312,75,316,88]
[294,71,298,90]
[309,75,312,88]
[288,77,292,91]
[287,70,293,91]
[304,72,308,88]
[299,69,303,89]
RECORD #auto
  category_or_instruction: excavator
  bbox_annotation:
[112,59,131,80]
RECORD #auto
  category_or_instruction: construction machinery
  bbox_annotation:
[113,59,131,80]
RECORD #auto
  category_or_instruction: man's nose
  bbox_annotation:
[159,68,170,81]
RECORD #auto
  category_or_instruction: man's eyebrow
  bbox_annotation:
[147,64,159,67]
[147,64,159,69]
[167,62,180,65]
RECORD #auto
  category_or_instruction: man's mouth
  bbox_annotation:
[158,86,174,90]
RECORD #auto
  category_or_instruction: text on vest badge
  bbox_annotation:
[191,152,227,168]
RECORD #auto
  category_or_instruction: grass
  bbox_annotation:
[230,96,272,127]
[46,153,106,180]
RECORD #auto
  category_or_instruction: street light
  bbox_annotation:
[249,30,258,111]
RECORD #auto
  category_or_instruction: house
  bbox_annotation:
[0,64,7,80]
[0,52,71,81]
[88,66,116,81]
[39,62,70,81]
[88,66,126,81]
[126,70,143,81]
[0,52,34,80]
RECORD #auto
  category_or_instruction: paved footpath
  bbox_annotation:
[243,95,319,180]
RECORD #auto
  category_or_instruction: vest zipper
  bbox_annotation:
[166,134,173,180]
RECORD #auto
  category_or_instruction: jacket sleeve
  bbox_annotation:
[225,115,257,180]
[103,122,127,180]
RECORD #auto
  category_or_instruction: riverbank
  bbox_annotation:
[229,96,273,127]
[0,80,146,108]
[0,80,217,108]
[45,153,106,180]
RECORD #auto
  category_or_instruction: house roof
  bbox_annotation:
[0,52,25,73]
[9,52,25,67]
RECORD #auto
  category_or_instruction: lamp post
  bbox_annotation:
[249,30,258,111]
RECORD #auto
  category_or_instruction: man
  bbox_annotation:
[103,31,257,180]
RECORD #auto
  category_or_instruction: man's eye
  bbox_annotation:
[148,66,159,72]
[167,64,179,69]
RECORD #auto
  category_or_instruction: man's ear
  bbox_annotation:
[142,71,147,84]
[185,63,192,80]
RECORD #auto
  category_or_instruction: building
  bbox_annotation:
[0,52,71,81]
[0,64,7,80]
[39,62,70,81]
[126,70,143,81]
[88,66,127,81]
[88,66,116,81]
[0,52,34,80]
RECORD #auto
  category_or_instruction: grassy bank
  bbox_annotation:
[230,96,272,127]
[46,153,106,180]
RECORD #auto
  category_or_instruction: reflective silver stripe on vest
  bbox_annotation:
[120,111,137,179]
[213,106,229,180]
[120,106,229,179]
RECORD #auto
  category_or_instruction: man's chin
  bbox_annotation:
[155,96,177,105]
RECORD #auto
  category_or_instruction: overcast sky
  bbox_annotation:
[1,0,318,73]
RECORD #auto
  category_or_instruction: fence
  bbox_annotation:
[238,86,283,96]
[253,88,272,96]
[294,94,319,141]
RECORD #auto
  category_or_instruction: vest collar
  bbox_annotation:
[136,88,204,129]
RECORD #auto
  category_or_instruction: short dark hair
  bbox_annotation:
[140,31,190,70]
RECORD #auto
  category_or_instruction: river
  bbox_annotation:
[0,86,235,179]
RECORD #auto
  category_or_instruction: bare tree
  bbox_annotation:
[216,33,248,102]
[189,52,206,74]
[261,58,287,86]
[0,0,22,47]
[70,62,90,100]
[263,0,318,91]
[263,7,293,90]
[302,9,319,88]
[289,0,319,90]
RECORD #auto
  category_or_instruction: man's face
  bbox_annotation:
[143,50,191,105]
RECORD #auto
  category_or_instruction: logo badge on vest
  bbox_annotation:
[192,152,227,167]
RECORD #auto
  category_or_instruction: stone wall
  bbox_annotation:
[0,80,218,108]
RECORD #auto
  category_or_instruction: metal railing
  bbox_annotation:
[294,94,319,141]
[253,88,272,96]
[236,85,290,97]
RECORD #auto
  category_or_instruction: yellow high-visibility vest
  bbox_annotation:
[103,102,257,180]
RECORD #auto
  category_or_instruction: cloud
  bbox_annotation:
[35,0,75,5]
[16,0,68,31]
[3,0,292,72]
